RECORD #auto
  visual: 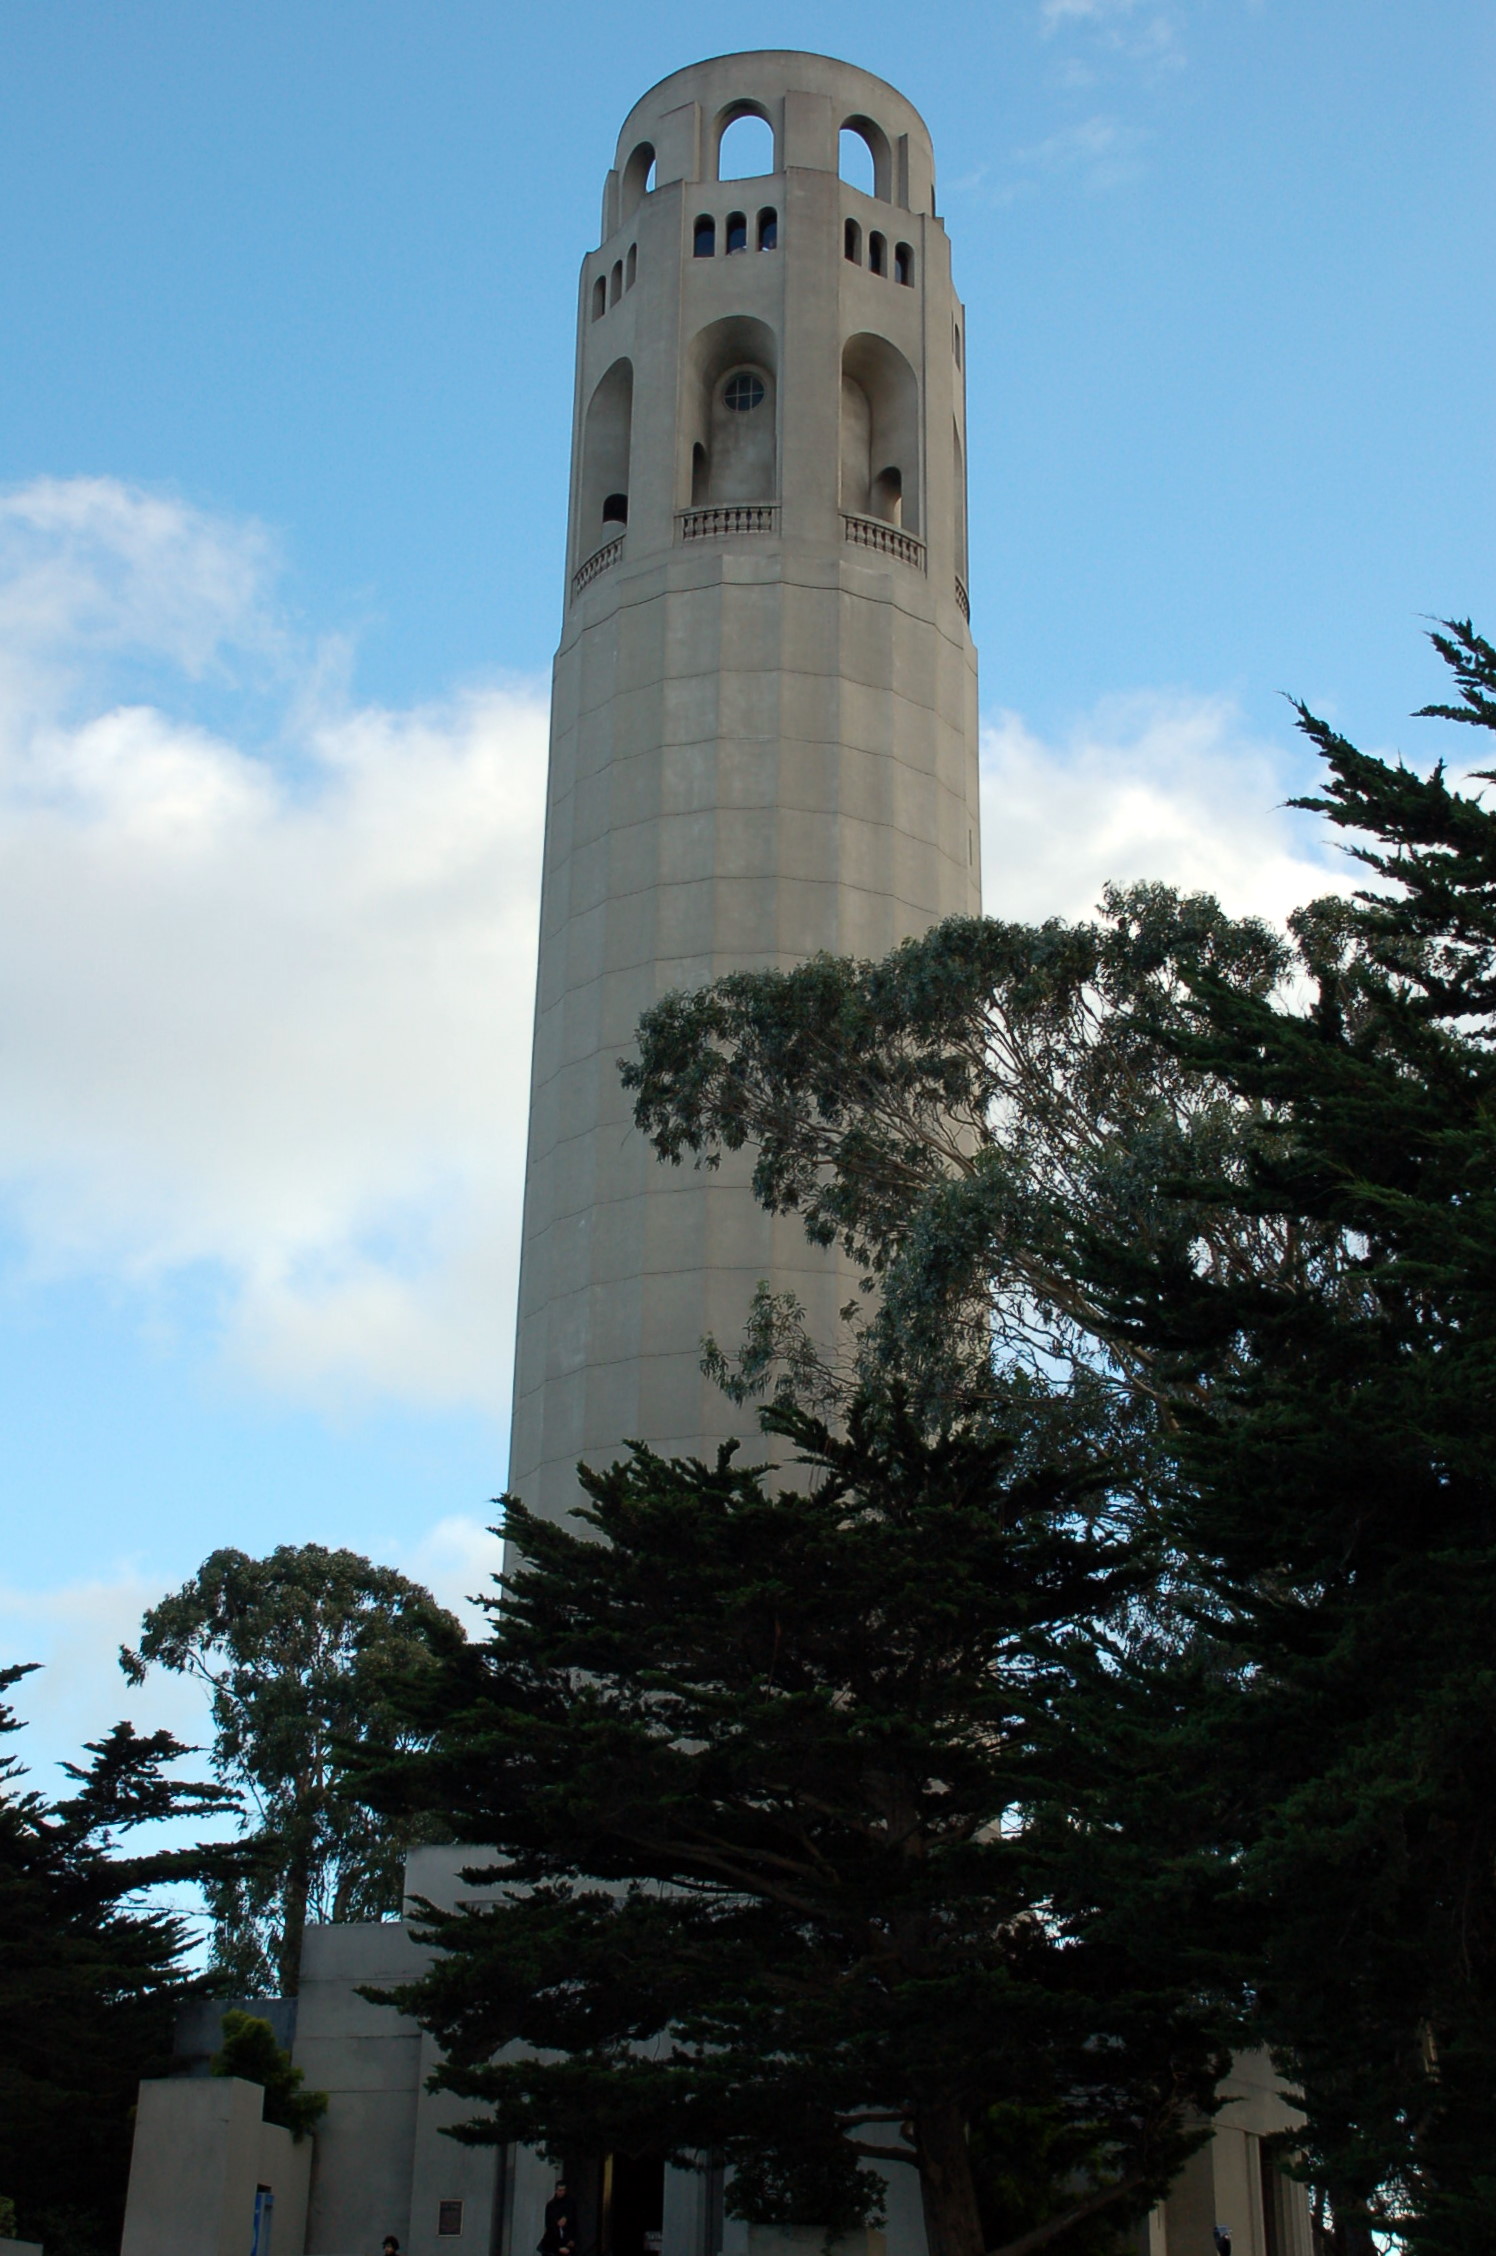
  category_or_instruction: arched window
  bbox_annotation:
[894,241,913,286]
[844,218,862,264]
[953,319,962,367]
[685,316,778,508]
[840,332,920,534]
[871,464,903,525]
[838,125,877,196]
[869,232,887,277]
[725,210,748,255]
[591,275,606,321]
[625,244,637,290]
[621,141,656,218]
[709,363,773,499]
[839,115,892,200]
[610,260,623,305]
[693,214,716,258]
[717,109,775,181]
[578,358,633,559]
[756,206,778,250]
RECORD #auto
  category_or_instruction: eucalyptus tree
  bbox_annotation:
[123,1544,461,1993]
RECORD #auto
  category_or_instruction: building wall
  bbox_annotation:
[119,2076,309,2256]
[1150,2052,1315,2256]
[295,1920,427,2255]
[510,51,980,1525]
[281,1859,1316,2256]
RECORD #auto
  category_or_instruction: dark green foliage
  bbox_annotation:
[0,1663,235,2255]
[1080,622,1496,2255]
[361,1393,1232,2256]
[122,1544,463,1993]
[624,619,1496,2254]
[211,2007,327,2140]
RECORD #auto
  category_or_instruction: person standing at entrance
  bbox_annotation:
[540,2181,577,2256]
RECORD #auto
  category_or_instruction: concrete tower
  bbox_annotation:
[115,60,1319,2256]
[510,51,980,1522]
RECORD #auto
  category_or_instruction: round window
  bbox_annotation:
[723,371,766,413]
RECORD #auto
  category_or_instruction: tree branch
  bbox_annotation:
[984,2174,1143,2256]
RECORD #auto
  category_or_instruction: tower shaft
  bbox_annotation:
[511,51,980,1520]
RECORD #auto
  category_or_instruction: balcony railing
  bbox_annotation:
[842,513,926,572]
[571,535,624,600]
[676,502,780,542]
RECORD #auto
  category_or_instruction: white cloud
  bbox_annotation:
[1014,114,1149,189]
[1043,0,1154,20]
[0,1569,211,1795]
[0,1517,504,1800]
[1041,0,1133,23]
[0,483,1358,1449]
[397,1513,504,1632]
[979,689,1349,928]
[0,476,547,1418]
[1039,0,1185,72]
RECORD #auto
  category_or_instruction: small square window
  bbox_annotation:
[438,2199,464,2235]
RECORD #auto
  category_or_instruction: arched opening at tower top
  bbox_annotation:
[717,108,775,181]
[839,116,892,200]
[621,141,656,215]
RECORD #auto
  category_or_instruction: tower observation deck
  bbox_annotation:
[510,51,981,1521]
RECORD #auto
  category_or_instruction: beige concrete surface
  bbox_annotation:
[510,51,980,1524]
[294,1918,428,2256]
[120,2076,275,2256]
[258,2120,312,2256]
[1151,2051,1314,2256]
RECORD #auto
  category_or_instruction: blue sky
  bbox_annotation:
[1,0,1492,1792]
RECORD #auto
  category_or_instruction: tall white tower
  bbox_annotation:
[510,51,980,1521]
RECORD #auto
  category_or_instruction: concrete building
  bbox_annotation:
[121,1843,1314,2256]
[509,48,980,1524]
[119,51,1315,2256]
[119,2074,312,2256]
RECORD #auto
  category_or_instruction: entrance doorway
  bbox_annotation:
[566,2152,665,2256]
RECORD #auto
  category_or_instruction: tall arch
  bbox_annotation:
[620,141,656,217]
[840,333,920,532]
[684,315,778,506]
[577,358,633,559]
[715,101,776,181]
[839,114,892,201]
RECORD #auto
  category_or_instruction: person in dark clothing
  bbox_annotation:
[540,2182,578,2256]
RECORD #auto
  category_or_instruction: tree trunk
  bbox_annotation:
[276,1835,312,1997]
[915,2100,984,2256]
